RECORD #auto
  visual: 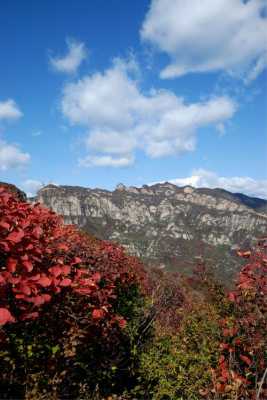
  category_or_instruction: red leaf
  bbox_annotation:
[238,280,253,290]
[91,272,101,283]
[229,327,238,336]
[32,226,43,239]
[32,296,45,306]
[0,241,10,252]
[60,278,72,287]
[118,318,127,329]
[49,266,62,277]
[19,283,31,296]
[29,274,41,281]
[7,258,17,273]
[37,276,52,287]
[75,268,88,279]
[9,276,21,284]
[74,287,92,295]
[61,265,71,275]
[71,256,82,265]
[31,295,51,306]
[0,308,15,325]
[221,368,230,380]
[6,229,25,243]
[22,260,33,272]
[92,309,105,320]
[21,312,39,321]
[240,355,252,366]
[42,294,51,302]
[58,243,69,251]
[0,221,10,230]
[228,292,236,302]
[223,329,230,337]
[219,355,225,364]
[15,294,25,299]
[219,343,229,351]
[20,220,30,230]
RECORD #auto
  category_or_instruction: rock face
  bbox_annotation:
[36,183,267,283]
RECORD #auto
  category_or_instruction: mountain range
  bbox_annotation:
[34,182,267,284]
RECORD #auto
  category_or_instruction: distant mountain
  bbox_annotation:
[35,182,267,284]
[232,192,267,214]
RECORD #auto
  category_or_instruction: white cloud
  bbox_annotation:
[0,140,30,170]
[32,130,42,137]
[61,59,237,167]
[0,99,23,121]
[79,154,134,168]
[245,51,267,84]
[20,179,43,197]
[86,130,137,155]
[155,169,267,199]
[216,123,226,136]
[50,38,87,74]
[141,0,267,81]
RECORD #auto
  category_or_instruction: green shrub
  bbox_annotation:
[130,302,221,400]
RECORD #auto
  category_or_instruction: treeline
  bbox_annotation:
[0,185,266,399]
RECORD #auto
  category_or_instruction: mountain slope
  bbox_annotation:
[36,183,267,283]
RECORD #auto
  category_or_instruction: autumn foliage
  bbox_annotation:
[0,186,146,326]
[0,184,266,399]
[0,186,147,398]
[213,239,267,399]
[125,243,267,400]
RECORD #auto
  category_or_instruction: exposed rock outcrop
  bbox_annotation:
[36,183,267,283]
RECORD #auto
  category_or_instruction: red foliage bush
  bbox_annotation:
[0,186,146,327]
[214,238,267,399]
[0,185,148,398]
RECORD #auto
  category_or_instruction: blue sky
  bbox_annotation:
[0,0,267,198]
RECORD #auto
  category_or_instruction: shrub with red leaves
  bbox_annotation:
[0,186,148,398]
[214,238,267,399]
[0,186,146,326]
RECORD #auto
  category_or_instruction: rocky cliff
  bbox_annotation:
[36,182,267,283]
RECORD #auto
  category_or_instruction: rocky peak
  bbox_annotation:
[183,186,195,194]
[115,183,126,191]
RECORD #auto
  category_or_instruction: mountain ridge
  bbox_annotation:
[37,182,267,212]
[35,182,267,284]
